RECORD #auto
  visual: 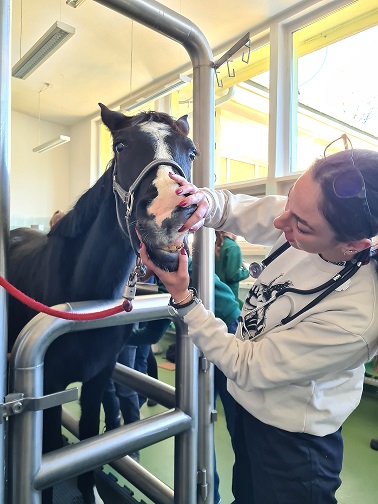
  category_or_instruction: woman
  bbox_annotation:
[215,230,249,304]
[139,141,378,504]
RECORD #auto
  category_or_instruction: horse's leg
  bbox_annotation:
[41,405,64,504]
[77,365,115,504]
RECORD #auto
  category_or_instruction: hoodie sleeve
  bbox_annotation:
[201,188,286,246]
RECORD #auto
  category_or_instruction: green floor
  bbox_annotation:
[65,332,378,504]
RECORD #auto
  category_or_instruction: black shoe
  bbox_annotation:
[147,398,158,407]
[104,414,121,432]
[370,437,378,450]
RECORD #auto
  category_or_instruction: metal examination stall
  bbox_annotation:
[0,0,216,502]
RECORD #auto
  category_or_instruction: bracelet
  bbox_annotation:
[169,288,198,308]
[171,290,192,305]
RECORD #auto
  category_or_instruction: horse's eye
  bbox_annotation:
[115,143,125,153]
[189,150,197,161]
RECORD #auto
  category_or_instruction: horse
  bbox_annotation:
[7,103,197,504]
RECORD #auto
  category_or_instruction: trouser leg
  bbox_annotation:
[232,404,343,504]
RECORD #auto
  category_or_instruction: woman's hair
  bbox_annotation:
[311,148,378,271]
[215,231,224,258]
[215,230,237,258]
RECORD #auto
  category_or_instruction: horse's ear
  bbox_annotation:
[98,103,133,132]
[176,115,190,136]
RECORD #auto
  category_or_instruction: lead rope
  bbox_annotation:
[0,275,132,320]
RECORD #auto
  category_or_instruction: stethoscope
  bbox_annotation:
[240,242,371,336]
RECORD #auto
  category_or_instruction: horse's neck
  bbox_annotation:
[53,168,136,299]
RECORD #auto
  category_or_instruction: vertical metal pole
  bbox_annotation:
[191,46,215,504]
[0,1,11,502]
[94,4,215,502]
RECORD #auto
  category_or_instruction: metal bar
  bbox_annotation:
[36,408,191,491]
[62,408,175,504]
[0,2,11,503]
[94,3,215,503]
[113,362,176,409]
[213,32,250,69]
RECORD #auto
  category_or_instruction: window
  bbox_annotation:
[293,1,378,172]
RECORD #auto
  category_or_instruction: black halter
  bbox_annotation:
[112,157,187,301]
[112,157,186,254]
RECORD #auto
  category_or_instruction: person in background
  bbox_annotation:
[215,231,249,306]
[49,210,65,229]
[139,138,378,504]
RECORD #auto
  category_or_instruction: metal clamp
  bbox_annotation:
[197,469,208,500]
[0,387,78,423]
[200,355,209,372]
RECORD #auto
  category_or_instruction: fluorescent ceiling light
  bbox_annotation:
[66,0,87,7]
[33,135,70,153]
[12,21,75,79]
[121,74,192,112]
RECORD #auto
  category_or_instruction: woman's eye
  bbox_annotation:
[115,143,125,153]
[296,223,308,234]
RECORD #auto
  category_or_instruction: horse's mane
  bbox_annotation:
[48,167,113,239]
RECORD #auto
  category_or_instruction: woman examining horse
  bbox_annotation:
[139,137,378,504]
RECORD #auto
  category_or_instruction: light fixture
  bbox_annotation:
[32,135,70,154]
[12,21,75,79]
[121,74,192,112]
[66,0,87,7]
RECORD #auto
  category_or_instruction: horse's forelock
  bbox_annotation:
[131,111,187,137]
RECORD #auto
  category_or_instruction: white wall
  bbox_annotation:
[10,111,97,231]
[10,111,71,230]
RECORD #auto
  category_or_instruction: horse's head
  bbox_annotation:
[99,103,197,272]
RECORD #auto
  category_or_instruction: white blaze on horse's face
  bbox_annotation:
[141,122,186,233]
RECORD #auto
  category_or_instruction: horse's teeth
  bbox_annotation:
[162,243,184,252]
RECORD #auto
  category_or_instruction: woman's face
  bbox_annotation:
[273,169,343,257]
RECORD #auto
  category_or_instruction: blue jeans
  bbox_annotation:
[102,344,140,428]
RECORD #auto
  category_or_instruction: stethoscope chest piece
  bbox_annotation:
[249,262,263,279]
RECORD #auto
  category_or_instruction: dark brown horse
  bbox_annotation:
[8,103,197,503]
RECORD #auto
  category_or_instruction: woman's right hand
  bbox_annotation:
[169,172,210,232]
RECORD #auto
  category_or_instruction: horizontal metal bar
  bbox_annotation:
[35,408,192,490]
[113,363,176,408]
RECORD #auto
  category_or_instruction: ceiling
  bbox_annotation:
[11,0,306,127]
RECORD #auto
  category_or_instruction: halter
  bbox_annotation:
[112,157,187,301]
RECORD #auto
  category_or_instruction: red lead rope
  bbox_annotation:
[0,276,132,320]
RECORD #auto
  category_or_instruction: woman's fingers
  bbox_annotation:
[169,171,210,232]
[139,242,190,300]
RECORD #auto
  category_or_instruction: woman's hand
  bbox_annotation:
[169,172,210,232]
[139,242,191,303]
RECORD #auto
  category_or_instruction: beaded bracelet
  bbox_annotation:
[169,287,198,309]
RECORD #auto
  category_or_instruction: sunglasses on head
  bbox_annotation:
[324,134,374,237]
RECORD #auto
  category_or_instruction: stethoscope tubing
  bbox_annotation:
[242,244,370,334]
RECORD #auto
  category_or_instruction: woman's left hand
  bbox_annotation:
[139,242,191,302]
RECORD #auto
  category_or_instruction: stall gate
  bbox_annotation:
[0,0,216,502]
[8,295,199,504]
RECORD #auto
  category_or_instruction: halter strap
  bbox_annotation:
[112,157,187,253]
[112,157,188,302]
[113,158,186,217]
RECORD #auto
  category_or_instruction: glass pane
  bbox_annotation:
[295,19,378,172]
[99,123,113,174]
[214,60,270,185]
